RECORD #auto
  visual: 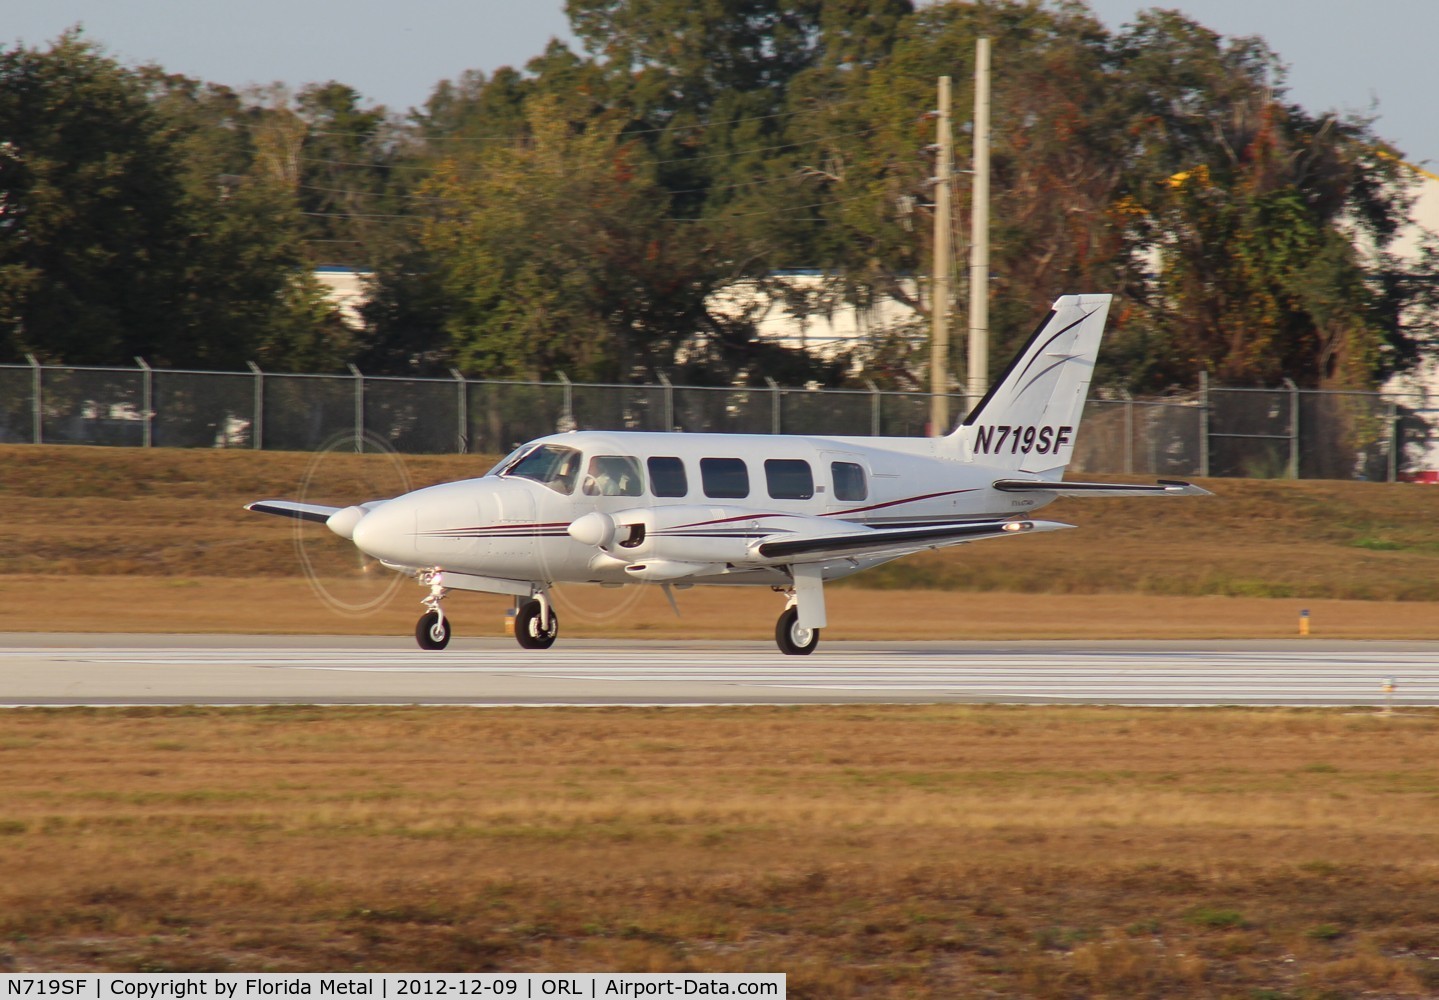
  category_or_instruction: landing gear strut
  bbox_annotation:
[773,569,824,655]
[514,594,558,649]
[415,571,450,651]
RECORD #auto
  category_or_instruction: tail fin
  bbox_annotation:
[949,293,1112,478]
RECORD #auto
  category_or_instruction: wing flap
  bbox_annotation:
[245,500,343,524]
[754,518,1072,563]
[993,479,1211,498]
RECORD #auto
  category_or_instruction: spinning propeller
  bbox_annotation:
[292,433,412,617]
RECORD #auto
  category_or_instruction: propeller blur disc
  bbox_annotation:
[293,432,412,617]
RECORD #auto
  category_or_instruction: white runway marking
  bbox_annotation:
[2,641,1438,705]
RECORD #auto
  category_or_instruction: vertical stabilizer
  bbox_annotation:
[949,294,1112,478]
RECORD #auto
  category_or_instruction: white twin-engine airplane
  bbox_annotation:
[248,294,1208,654]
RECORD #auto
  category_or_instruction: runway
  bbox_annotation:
[2,634,1438,706]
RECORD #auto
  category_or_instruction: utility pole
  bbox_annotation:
[929,75,953,437]
[967,37,992,407]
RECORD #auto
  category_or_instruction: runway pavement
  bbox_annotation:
[2,634,1438,706]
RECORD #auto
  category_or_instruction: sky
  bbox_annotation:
[2,0,1435,168]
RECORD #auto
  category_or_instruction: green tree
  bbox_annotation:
[420,95,720,381]
[0,32,355,371]
[0,30,190,364]
[1108,9,1427,389]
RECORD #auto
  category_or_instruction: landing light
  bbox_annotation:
[1002,520,1031,532]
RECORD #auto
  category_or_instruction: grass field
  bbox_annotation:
[5,444,1439,995]
[4,443,1439,638]
[3,705,1439,997]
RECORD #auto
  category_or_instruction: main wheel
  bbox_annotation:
[775,606,820,655]
[415,610,451,651]
[514,599,559,650]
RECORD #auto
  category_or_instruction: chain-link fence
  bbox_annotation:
[2,358,1437,482]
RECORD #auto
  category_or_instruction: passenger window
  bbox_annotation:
[647,456,688,497]
[700,457,749,499]
[765,459,814,500]
[583,455,644,496]
[831,461,867,501]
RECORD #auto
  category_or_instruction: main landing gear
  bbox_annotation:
[412,571,559,651]
[772,568,824,655]
[775,605,821,655]
[513,596,559,649]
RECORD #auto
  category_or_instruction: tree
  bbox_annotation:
[1107,9,1431,390]
[0,32,354,371]
[419,95,720,381]
[0,30,191,364]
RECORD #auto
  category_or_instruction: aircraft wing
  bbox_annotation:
[993,479,1211,498]
[245,500,344,524]
[754,518,1072,564]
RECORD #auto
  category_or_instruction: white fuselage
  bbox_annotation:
[348,430,1056,589]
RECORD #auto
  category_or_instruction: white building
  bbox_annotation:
[706,269,923,361]
[313,266,374,327]
[1384,169,1439,479]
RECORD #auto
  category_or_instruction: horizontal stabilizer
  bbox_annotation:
[245,500,343,523]
[755,518,1072,563]
[993,479,1212,498]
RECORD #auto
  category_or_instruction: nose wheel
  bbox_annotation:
[775,606,820,655]
[415,570,451,651]
[416,610,451,650]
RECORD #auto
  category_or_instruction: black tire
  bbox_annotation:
[415,610,451,651]
[514,599,559,650]
[775,606,820,655]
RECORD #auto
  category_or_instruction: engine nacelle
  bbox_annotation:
[567,504,861,573]
[327,500,388,540]
[624,560,726,582]
[565,504,781,567]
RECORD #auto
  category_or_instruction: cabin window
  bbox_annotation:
[583,455,644,496]
[502,444,581,494]
[764,459,814,500]
[647,456,688,497]
[831,461,867,501]
[700,457,749,499]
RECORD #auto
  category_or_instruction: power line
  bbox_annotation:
[294,161,844,206]
[227,99,865,147]
[294,187,886,227]
[285,122,891,174]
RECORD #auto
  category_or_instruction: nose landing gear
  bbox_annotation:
[411,571,560,652]
[416,610,450,650]
[415,571,451,650]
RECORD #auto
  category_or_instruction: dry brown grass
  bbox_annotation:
[5,444,1439,638]
[3,705,1439,997]
[3,574,1439,640]
[7,444,1439,994]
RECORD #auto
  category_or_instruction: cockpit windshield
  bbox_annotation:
[499,444,581,494]
[484,445,527,478]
